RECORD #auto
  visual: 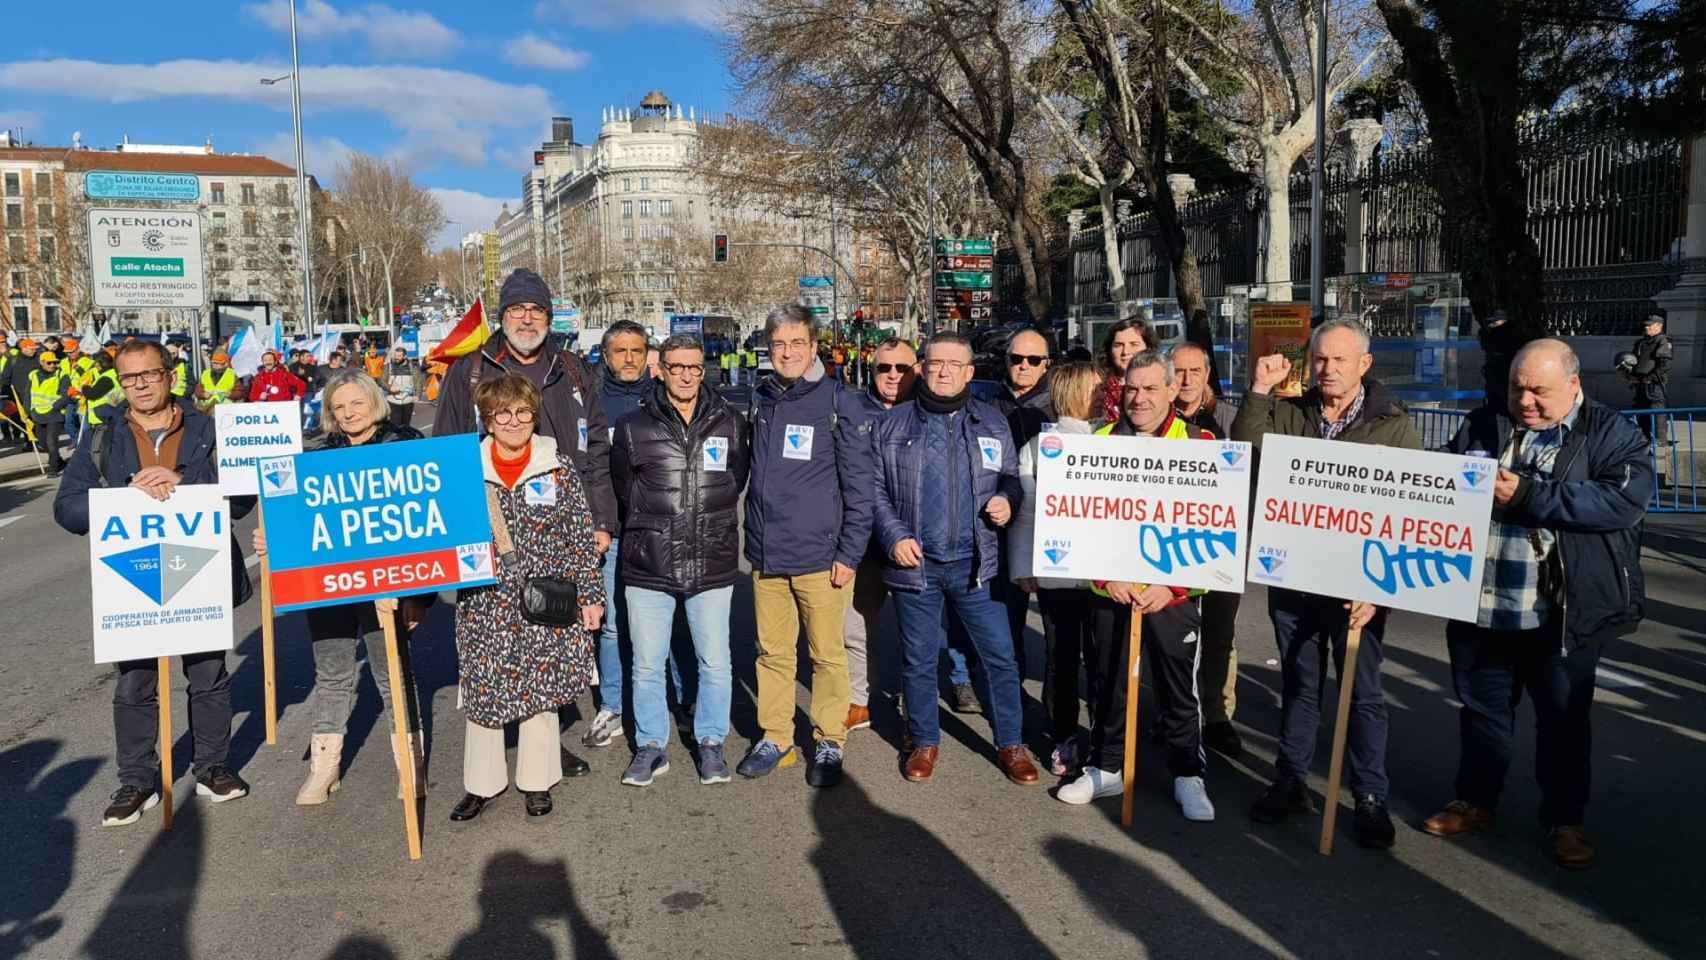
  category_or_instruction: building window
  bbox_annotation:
[212,212,227,234]
[3,203,19,228]
[37,202,53,225]
[622,201,633,219]
[243,212,258,237]
[245,257,259,270]
[638,200,651,218]
[10,304,27,329]
[621,223,634,241]
[623,178,632,192]
[241,183,256,204]
[37,237,53,262]
[275,183,289,204]
[658,199,672,217]
[641,177,649,190]
[215,257,231,271]
[659,223,672,239]
[34,172,51,194]
[211,182,225,204]
[44,304,60,331]
[3,173,18,197]
[6,235,21,259]
[8,270,22,295]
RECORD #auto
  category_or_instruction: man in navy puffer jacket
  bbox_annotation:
[738,305,874,788]
[872,331,1038,787]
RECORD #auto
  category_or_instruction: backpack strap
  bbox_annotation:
[90,421,116,488]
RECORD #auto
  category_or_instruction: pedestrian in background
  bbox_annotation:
[1098,317,1156,422]
[450,373,605,821]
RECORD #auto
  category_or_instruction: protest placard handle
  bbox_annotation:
[1318,603,1367,856]
[157,656,174,831]
[258,512,277,745]
[1121,610,1143,828]
[379,606,422,861]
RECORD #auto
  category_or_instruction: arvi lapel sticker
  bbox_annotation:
[978,437,1002,471]
[703,437,729,472]
[524,474,558,507]
[783,424,814,460]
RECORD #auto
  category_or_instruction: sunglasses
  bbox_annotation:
[1007,353,1048,367]
[874,362,912,375]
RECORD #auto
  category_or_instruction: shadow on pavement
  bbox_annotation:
[82,789,205,959]
[446,851,616,960]
[811,774,1055,959]
[0,739,101,960]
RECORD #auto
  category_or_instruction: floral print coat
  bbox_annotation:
[455,434,605,728]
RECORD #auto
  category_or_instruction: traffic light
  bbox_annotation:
[713,234,729,264]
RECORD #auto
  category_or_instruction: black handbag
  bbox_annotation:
[520,577,579,627]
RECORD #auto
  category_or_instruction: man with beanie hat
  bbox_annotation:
[433,268,617,774]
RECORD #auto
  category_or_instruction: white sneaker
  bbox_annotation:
[582,709,621,748]
[1174,776,1215,822]
[1057,767,1124,805]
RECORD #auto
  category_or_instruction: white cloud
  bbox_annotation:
[0,58,554,171]
[502,34,591,72]
[252,132,358,181]
[427,188,512,249]
[533,0,727,30]
[0,110,42,134]
[244,1,460,58]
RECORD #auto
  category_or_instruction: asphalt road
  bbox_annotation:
[1,414,1703,959]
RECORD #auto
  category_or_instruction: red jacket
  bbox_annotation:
[249,367,308,402]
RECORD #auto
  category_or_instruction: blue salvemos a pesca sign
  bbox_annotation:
[257,433,497,613]
[84,171,202,202]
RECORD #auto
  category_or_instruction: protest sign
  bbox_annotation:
[89,485,232,663]
[257,433,496,613]
[214,401,304,497]
[1032,432,1252,593]
[1248,303,1311,397]
[1247,434,1496,622]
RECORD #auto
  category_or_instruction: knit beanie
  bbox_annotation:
[498,268,552,319]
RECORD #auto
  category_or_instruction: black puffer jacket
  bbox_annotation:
[611,380,750,596]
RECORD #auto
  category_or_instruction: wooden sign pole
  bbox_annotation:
[1319,603,1367,856]
[379,607,422,861]
[258,512,278,745]
[1121,610,1144,828]
[157,656,174,831]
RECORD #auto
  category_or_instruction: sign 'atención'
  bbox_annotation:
[86,207,206,309]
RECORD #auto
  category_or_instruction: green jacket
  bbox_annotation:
[1230,376,1420,452]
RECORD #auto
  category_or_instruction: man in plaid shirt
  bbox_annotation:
[1428,339,1651,871]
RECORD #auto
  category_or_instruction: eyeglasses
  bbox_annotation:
[118,368,169,387]
[664,362,705,377]
[770,338,812,353]
[874,362,912,375]
[503,305,549,320]
[1007,353,1048,367]
[488,408,536,425]
[923,359,970,373]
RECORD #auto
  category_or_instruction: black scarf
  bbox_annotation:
[916,382,970,415]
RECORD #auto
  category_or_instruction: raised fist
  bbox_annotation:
[1251,353,1293,395]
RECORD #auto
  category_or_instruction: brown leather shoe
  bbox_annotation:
[1550,826,1595,870]
[845,704,872,732]
[997,746,1040,785]
[1423,800,1494,837]
[903,746,938,782]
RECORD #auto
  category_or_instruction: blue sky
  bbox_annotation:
[0,0,733,246]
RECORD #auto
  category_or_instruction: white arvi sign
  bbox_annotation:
[89,486,233,663]
[1031,432,1252,593]
[215,402,305,496]
[1247,434,1497,621]
[86,207,206,309]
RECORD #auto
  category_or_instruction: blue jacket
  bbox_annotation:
[54,402,255,607]
[598,366,652,442]
[873,397,1022,591]
[744,371,875,575]
[1447,397,1651,649]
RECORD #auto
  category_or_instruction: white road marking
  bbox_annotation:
[0,516,22,531]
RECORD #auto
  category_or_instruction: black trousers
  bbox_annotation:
[1447,618,1600,827]
[389,402,416,428]
[1038,587,1093,743]
[1085,596,1205,777]
[113,652,233,789]
[1269,589,1390,797]
[33,418,63,471]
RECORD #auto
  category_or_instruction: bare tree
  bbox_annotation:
[332,155,445,333]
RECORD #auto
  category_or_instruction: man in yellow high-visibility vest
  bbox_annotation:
[62,338,96,445]
[28,350,73,474]
[197,351,239,410]
[166,341,190,397]
[83,356,122,428]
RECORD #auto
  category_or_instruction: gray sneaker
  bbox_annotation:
[696,739,731,785]
[621,744,670,787]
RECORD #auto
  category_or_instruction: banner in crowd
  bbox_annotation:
[1248,303,1312,397]
[257,434,497,613]
[214,401,304,497]
[89,485,233,663]
[1032,433,1252,593]
[1247,434,1497,621]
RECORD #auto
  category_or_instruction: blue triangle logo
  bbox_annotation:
[707,446,721,461]
[1044,548,1066,564]
[788,434,802,448]
[1462,469,1482,487]
[1258,556,1278,573]
[103,544,164,604]
[461,552,483,571]
[264,468,289,489]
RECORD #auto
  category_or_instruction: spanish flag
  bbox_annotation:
[427,298,491,362]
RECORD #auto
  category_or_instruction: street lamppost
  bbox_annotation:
[259,0,314,335]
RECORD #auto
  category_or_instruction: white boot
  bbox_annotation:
[1175,775,1216,822]
[392,731,427,799]
[296,733,342,806]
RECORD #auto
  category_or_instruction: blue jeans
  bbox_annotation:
[891,559,1023,749]
[64,408,83,445]
[626,585,733,747]
[595,537,626,713]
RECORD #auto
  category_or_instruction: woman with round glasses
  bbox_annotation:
[450,372,604,821]
[251,369,429,806]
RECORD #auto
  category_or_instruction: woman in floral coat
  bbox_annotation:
[451,373,605,821]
